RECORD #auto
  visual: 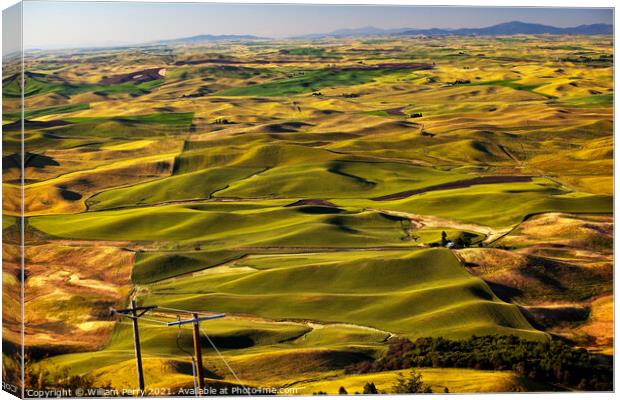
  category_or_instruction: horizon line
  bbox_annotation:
[18,19,614,53]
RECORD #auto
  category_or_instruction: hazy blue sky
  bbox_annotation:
[19,1,613,50]
[2,2,21,56]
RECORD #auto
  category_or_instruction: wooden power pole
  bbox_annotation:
[111,301,158,395]
[166,313,225,395]
[192,313,206,389]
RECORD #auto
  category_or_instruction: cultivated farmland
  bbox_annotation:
[2,34,613,393]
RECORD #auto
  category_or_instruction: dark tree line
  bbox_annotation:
[345,335,612,391]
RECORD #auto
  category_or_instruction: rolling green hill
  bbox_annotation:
[138,249,544,340]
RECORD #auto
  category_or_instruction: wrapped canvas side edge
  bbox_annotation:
[2,1,24,399]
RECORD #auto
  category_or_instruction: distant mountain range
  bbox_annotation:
[23,20,613,52]
[140,21,612,46]
[399,21,613,36]
[295,21,613,39]
[299,26,411,39]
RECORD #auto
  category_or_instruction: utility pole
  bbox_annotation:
[166,313,225,395]
[111,301,158,395]
[192,314,205,389]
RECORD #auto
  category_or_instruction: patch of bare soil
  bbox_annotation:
[456,213,612,353]
[372,175,533,201]
[16,242,134,353]
[569,295,613,354]
[527,295,614,355]
[372,208,498,238]
[382,107,408,116]
[496,213,613,258]
[286,199,339,208]
[458,247,611,304]
[100,68,164,85]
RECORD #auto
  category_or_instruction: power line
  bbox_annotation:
[175,316,199,396]
[158,306,219,315]
[200,327,250,396]
[111,303,247,396]
[135,316,169,325]
[160,312,227,396]
[116,320,164,328]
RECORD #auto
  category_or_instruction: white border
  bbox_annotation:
[0,1,617,400]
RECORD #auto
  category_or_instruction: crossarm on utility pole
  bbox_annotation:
[111,305,158,319]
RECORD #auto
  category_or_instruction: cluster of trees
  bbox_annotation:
[391,370,433,393]
[430,231,477,248]
[448,79,471,86]
[345,335,612,391]
[314,370,435,395]
[559,54,612,65]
